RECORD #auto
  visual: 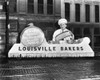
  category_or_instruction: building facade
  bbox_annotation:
[0,0,61,54]
[61,0,100,53]
[0,0,100,54]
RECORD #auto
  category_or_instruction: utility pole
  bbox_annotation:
[5,0,9,58]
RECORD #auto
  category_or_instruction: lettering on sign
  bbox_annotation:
[18,46,56,51]
[18,46,84,51]
[61,46,83,51]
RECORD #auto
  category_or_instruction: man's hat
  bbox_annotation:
[58,18,67,25]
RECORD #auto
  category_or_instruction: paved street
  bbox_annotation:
[0,58,100,80]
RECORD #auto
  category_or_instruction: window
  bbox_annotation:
[75,4,80,22]
[73,27,81,35]
[65,3,70,21]
[47,0,53,15]
[0,1,5,12]
[95,5,99,22]
[83,28,92,46]
[9,20,18,31]
[85,4,90,22]
[0,20,5,30]
[9,0,17,13]
[38,0,43,14]
[28,0,34,13]
[94,28,100,35]
[73,27,82,39]
[94,28,100,47]
[94,36,100,47]
[83,28,91,35]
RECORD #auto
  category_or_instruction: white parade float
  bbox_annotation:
[8,25,94,58]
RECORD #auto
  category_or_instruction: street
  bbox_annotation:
[0,58,100,80]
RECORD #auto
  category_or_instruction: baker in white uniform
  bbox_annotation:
[52,18,74,43]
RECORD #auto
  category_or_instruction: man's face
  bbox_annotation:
[60,23,67,30]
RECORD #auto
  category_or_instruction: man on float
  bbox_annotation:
[52,18,74,43]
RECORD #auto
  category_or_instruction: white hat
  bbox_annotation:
[58,18,67,25]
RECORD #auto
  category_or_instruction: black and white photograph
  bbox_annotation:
[0,0,100,80]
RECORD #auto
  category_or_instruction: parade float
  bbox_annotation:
[8,25,94,58]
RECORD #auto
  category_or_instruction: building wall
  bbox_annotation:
[61,0,100,23]
[0,0,61,54]
[16,0,61,41]
[61,0,100,53]
[0,0,100,54]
